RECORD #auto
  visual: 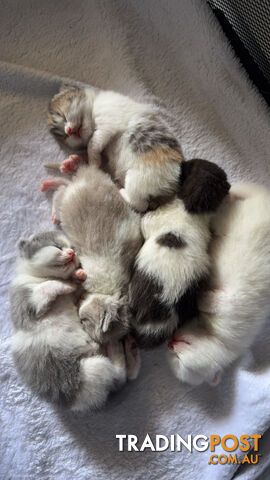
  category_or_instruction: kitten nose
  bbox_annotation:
[66,126,73,136]
[67,249,75,259]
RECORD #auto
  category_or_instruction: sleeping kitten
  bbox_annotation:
[47,85,183,212]
[10,231,140,410]
[129,159,230,347]
[168,183,270,386]
[41,165,143,345]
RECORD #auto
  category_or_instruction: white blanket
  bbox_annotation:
[1,1,270,478]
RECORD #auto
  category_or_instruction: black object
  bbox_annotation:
[208,1,270,107]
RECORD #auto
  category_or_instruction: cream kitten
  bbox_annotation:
[41,165,142,345]
[47,85,183,212]
[168,183,270,386]
[10,231,139,410]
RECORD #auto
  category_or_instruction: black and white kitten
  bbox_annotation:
[129,159,230,347]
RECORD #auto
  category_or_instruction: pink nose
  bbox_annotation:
[67,249,75,259]
[67,126,73,136]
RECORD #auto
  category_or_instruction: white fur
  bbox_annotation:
[169,183,270,385]
[57,87,183,212]
[138,198,211,305]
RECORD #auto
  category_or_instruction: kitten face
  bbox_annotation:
[48,86,93,150]
[18,231,79,279]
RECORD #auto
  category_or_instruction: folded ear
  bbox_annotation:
[17,239,28,256]
[178,159,230,214]
[59,84,81,94]
[207,369,222,386]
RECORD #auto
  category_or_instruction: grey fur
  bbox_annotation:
[9,284,37,329]
[19,231,67,259]
[127,114,180,154]
[52,165,143,343]
[10,231,128,410]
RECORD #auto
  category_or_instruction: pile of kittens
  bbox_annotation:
[10,85,270,411]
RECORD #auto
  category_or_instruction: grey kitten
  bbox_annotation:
[10,231,139,410]
[41,165,143,345]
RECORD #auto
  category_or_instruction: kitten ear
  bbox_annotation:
[59,83,71,93]
[17,239,28,255]
[178,159,230,214]
[207,370,222,386]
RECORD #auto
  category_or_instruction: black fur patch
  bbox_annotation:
[175,275,209,326]
[156,232,186,249]
[178,159,230,214]
[129,268,173,348]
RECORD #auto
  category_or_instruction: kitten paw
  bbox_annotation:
[40,179,58,192]
[124,335,141,380]
[106,340,125,370]
[60,155,81,174]
[168,336,191,351]
[73,268,87,281]
[51,213,60,225]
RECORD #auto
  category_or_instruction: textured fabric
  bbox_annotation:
[1,1,270,479]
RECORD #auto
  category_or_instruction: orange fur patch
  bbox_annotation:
[140,146,183,165]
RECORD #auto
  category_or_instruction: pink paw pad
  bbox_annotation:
[60,155,80,174]
[168,337,191,351]
[51,213,60,225]
[73,269,87,281]
[40,179,58,192]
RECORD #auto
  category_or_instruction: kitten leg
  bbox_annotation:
[106,339,126,373]
[199,287,233,315]
[120,170,149,212]
[120,187,148,213]
[32,280,76,317]
[87,128,115,167]
[168,322,225,386]
[124,335,141,380]
[40,177,69,192]
[51,185,67,224]
[60,153,88,174]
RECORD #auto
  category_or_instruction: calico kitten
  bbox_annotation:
[10,231,140,410]
[129,159,230,347]
[47,85,183,212]
[168,183,270,386]
[41,165,143,345]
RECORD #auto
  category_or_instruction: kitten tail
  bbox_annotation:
[44,162,62,171]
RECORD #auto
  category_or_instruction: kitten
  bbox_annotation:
[10,231,140,410]
[47,85,183,212]
[168,183,270,386]
[129,159,230,347]
[41,165,143,344]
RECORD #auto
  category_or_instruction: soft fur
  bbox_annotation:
[48,85,183,212]
[129,159,230,348]
[129,198,211,347]
[178,158,230,213]
[41,165,142,344]
[168,183,270,385]
[10,232,140,410]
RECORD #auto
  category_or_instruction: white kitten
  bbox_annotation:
[10,231,139,410]
[168,183,270,386]
[47,85,183,212]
